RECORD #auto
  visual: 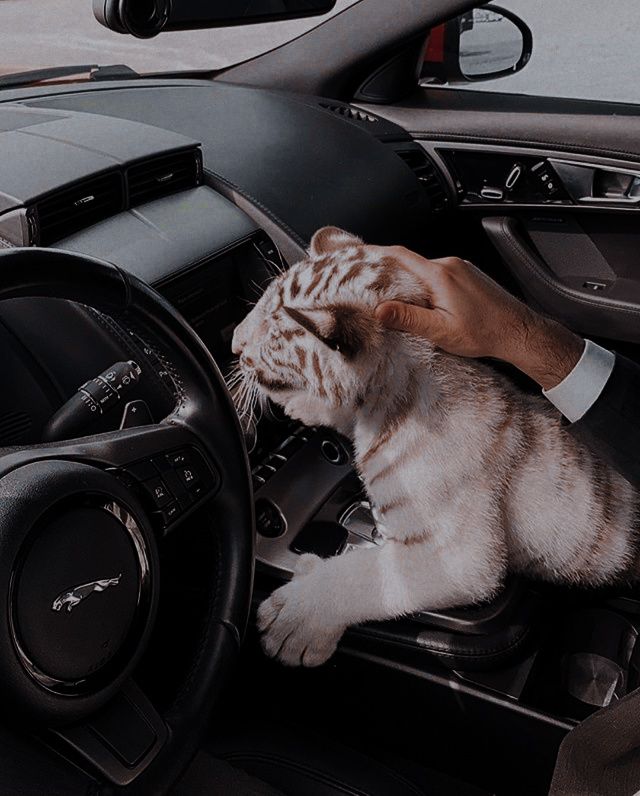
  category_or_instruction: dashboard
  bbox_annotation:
[0,78,450,574]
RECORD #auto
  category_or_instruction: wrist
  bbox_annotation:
[503,314,585,390]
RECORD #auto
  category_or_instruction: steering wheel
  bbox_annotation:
[0,248,254,794]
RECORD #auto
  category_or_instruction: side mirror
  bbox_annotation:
[421,4,532,85]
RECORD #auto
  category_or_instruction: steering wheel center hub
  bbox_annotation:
[0,459,159,721]
[13,499,148,691]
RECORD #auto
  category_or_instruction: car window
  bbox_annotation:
[422,0,640,106]
[0,0,360,76]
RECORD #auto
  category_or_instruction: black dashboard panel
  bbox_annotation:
[0,104,198,213]
[25,80,424,245]
[56,185,258,286]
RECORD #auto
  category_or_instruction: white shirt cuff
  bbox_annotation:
[542,339,615,423]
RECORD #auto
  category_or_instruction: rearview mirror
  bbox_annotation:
[93,0,338,39]
[421,4,532,85]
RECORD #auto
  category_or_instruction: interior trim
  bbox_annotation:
[482,215,640,343]
[417,140,640,214]
[204,170,307,266]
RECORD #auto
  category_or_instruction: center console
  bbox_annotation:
[150,211,640,771]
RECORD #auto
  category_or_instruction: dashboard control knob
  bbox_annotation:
[320,438,348,465]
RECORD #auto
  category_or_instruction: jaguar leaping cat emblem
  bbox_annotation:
[51,574,122,613]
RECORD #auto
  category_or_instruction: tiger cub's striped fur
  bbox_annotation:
[232,226,638,667]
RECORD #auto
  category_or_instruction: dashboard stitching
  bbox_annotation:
[412,132,640,166]
[203,167,308,249]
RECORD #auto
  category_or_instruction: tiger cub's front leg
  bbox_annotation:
[257,527,504,667]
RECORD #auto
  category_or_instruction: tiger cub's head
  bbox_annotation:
[231,227,429,430]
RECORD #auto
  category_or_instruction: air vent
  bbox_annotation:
[34,172,125,245]
[128,149,201,206]
[396,148,449,212]
[319,103,379,124]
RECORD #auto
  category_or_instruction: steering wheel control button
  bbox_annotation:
[124,448,219,531]
[166,451,189,468]
[177,464,199,488]
[255,498,287,539]
[43,361,143,442]
[81,361,142,412]
[143,478,173,508]
[119,399,153,429]
[160,503,180,524]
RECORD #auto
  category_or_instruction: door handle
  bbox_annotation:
[549,158,640,205]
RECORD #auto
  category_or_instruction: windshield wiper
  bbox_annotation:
[0,64,139,89]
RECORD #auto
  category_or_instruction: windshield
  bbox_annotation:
[0,0,359,77]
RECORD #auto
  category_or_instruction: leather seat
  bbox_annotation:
[172,721,491,796]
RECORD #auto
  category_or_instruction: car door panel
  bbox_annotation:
[356,89,640,345]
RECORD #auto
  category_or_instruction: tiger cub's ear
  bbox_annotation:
[284,304,377,358]
[309,227,363,258]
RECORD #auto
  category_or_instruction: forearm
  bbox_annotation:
[496,310,585,391]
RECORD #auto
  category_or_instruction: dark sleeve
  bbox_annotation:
[569,353,640,487]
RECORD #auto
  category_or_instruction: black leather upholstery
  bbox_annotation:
[351,579,540,671]
[28,82,420,246]
[194,722,491,796]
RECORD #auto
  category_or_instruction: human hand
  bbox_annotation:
[374,248,584,390]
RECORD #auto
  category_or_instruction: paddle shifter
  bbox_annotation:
[43,361,143,441]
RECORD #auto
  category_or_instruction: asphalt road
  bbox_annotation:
[472,0,640,104]
[0,0,358,74]
[0,0,639,105]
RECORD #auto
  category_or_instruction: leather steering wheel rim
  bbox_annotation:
[0,247,255,795]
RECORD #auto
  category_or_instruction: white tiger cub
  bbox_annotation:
[231,226,638,667]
